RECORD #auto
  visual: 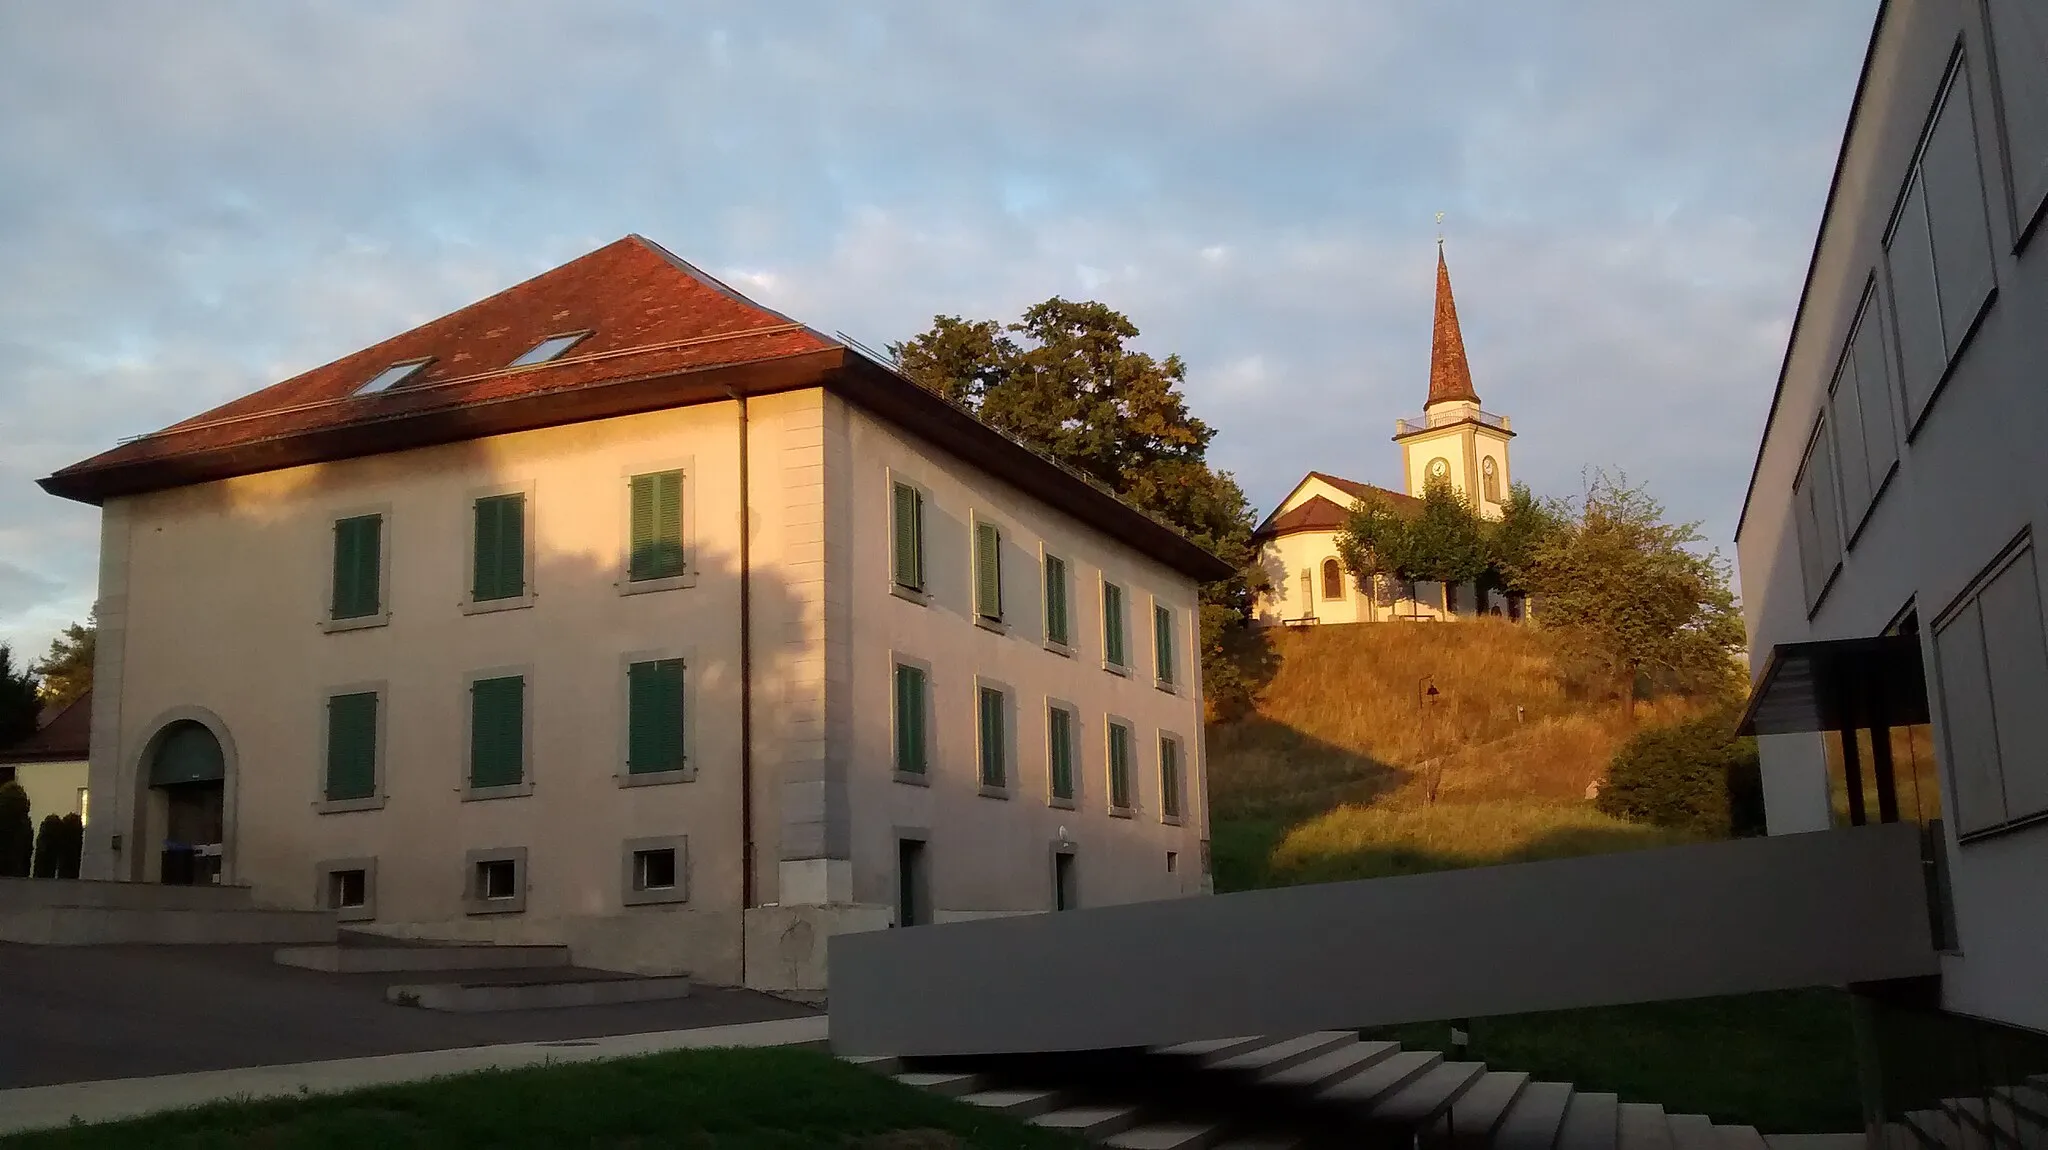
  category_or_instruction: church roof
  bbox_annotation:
[1427,245,1480,409]
[1253,473,1418,540]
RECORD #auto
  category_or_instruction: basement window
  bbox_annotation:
[328,868,367,909]
[478,859,517,901]
[509,332,588,366]
[355,359,431,395]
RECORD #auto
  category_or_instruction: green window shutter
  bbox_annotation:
[1109,724,1131,808]
[894,664,926,774]
[331,515,382,620]
[325,692,378,801]
[1154,604,1174,685]
[1044,556,1069,646]
[630,471,685,582]
[1048,707,1074,800]
[975,521,1003,620]
[474,494,525,601]
[892,482,924,591]
[627,659,686,774]
[1104,583,1126,666]
[470,675,525,788]
[978,686,1005,787]
[1160,737,1180,818]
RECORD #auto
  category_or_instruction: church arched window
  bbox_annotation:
[1321,558,1344,600]
[1482,456,1501,504]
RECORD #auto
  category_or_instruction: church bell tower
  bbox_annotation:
[1393,240,1514,519]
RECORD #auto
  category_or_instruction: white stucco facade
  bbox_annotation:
[1735,0,2048,1036]
[78,387,1211,986]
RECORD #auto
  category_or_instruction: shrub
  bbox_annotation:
[1596,707,1760,837]
[31,813,61,878]
[57,811,83,878]
[0,781,31,877]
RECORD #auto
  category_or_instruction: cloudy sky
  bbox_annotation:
[0,1,1874,660]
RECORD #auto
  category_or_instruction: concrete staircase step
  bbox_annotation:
[1945,1098,2011,1149]
[1156,1036,1271,1061]
[894,1071,985,1098]
[1103,1121,1223,1150]
[1371,1060,1488,1127]
[1446,1070,1532,1148]
[384,974,690,1012]
[1208,1139,1304,1150]
[1033,1104,1144,1141]
[1666,1113,1719,1150]
[1317,1048,1443,1109]
[1207,1032,1357,1076]
[1907,1109,1967,1150]
[1715,1125,1768,1150]
[961,1088,1067,1119]
[1978,1093,2048,1148]
[1259,1040,1398,1092]
[839,1054,903,1075]
[1870,1122,1921,1150]
[1557,1092,1620,1150]
[1760,1137,1867,1150]
[1996,1084,2048,1125]
[277,943,573,973]
[1495,1081,1577,1150]
[1619,1103,1673,1150]
[0,905,335,946]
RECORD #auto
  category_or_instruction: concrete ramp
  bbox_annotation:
[0,877,334,945]
[829,823,1940,1057]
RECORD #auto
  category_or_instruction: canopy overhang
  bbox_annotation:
[1736,634,1930,737]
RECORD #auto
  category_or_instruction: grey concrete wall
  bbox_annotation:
[829,823,1939,1056]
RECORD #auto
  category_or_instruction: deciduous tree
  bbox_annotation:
[1526,471,1745,719]
[892,299,1262,706]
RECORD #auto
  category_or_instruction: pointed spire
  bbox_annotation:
[1427,243,1480,409]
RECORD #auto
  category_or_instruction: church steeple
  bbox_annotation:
[1427,242,1480,410]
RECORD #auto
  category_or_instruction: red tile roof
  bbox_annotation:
[0,689,90,763]
[1427,246,1480,408]
[49,236,835,483]
[38,237,1234,582]
[1253,474,1417,541]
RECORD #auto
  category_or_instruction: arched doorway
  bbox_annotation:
[148,721,226,885]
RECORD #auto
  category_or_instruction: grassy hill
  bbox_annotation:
[1205,618,1712,890]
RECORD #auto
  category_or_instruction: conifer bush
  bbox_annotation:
[0,781,31,877]
[31,813,61,878]
[57,811,83,878]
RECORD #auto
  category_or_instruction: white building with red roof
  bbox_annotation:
[40,236,1228,989]
[1252,245,1519,626]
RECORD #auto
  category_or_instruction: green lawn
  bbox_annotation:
[1361,989,1865,1135]
[1,1047,1088,1150]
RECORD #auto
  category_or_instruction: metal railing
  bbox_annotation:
[1395,408,1512,436]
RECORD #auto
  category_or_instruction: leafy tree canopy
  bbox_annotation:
[31,610,95,709]
[891,299,1262,710]
[1527,471,1746,715]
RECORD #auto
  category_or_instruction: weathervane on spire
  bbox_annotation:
[1436,212,1445,248]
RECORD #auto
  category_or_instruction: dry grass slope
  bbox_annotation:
[1206,618,1711,887]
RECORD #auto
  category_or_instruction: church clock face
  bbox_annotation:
[1427,457,1450,483]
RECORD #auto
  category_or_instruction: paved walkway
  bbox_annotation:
[0,942,816,1088]
[0,1014,830,1135]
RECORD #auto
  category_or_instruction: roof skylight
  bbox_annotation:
[355,359,431,395]
[509,332,588,367]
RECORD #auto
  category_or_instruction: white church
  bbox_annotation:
[1252,244,1521,627]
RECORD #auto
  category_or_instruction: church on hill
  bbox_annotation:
[1251,242,1521,627]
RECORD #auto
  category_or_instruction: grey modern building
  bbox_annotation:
[1734,0,2048,1123]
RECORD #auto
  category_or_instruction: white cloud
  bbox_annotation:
[0,0,1875,648]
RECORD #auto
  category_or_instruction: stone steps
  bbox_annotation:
[0,904,335,945]
[276,943,573,973]
[383,973,691,1012]
[847,1030,1856,1150]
